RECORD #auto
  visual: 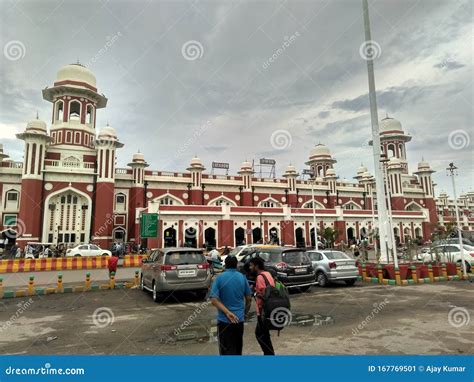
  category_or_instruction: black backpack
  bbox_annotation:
[258,273,291,331]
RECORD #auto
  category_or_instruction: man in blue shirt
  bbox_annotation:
[210,255,252,355]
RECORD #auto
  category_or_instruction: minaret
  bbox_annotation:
[92,125,123,248]
[127,151,149,243]
[414,159,437,231]
[283,164,298,207]
[42,63,107,150]
[187,156,205,205]
[238,161,254,206]
[16,116,51,247]
[305,143,336,178]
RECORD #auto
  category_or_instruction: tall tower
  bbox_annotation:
[414,159,437,235]
[376,116,412,174]
[306,143,336,178]
[127,152,149,243]
[16,116,51,246]
[238,161,254,206]
[283,164,298,207]
[187,156,205,205]
[92,125,123,248]
[42,63,107,150]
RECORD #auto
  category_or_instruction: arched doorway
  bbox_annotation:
[113,227,126,243]
[43,189,91,245]
[163,226,177,247]
[235,227,245,246]
[403,227,411,242]
[310,227,319,248]
[252,227,262,244]
[269,227,279,245]
[184,227,198,248]
[360,227,367,240]
[204,227,216,249]
[347,227,355,243]
[393,227,400,246]
[415,227,422,240]
[295,227,305,248]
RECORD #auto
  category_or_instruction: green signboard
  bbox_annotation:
[140,213,159,238]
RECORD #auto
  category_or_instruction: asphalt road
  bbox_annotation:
[0,280,472,355]
[1,268,141,288]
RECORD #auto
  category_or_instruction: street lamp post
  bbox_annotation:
[310,177,319,249]
[447,163,467,278]
[380,155,398,267]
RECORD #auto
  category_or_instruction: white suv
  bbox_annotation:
[422,244,473,272]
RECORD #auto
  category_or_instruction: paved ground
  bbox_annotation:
[0,280,472,355]
[1,268,141,288]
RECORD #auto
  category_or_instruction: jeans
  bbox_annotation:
[255,316,275,355]
[217,321,244,355]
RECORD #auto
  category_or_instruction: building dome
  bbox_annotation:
[380,116,403,133]
[188,156,205,170]
[388,156,402,165]
[240,161,252,171]
[310,143,331,157]
[417,159,431,171]
[98,125,117,140]
[132,151,145,163]
[357,164,367,174]
[284,164,297,174]
[56,63,97,88]
[25,117,47,135]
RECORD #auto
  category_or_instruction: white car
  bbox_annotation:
[421,244,473,272]
[221,244,280,262]
[66,244,112,257]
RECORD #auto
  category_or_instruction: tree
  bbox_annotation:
[322,227,338,248]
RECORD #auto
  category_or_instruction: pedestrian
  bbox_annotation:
[222,246,230,257]
[210,256,252,355]
[108,254,118,278]
[248,257,276,355]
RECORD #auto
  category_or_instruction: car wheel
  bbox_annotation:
[316,272,328,287]
[74,254,81,257]
[101,253,109,256]
[152,281,160,302]
[344,279,357,286]
[299,285,311,293]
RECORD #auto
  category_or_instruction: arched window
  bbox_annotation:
[115,193,126,211]
[5,190,19,210]
[86,105,94,124]
[69,100,81,121]
[387,144,395,158]
[398,144,404,159]
[160,197,174,205]
[55,100,64,122]
[262,201,274,207]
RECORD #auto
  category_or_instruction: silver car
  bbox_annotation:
[306,250,359,287]
[140,248,211,302]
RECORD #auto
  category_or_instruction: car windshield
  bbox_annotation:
[324,251,350,260]
[228,247,243,256]
[281,251,309,264]
[306,252,320,261]
[165,251,204,265]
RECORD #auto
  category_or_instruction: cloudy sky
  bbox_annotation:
[0,0,472,195]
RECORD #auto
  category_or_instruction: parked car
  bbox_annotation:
[420,244,473,272]
[306,250,359,287]
[140,247,211,302]
[222,244,279,262]
[238,246,315,291]
[65,244,112,257]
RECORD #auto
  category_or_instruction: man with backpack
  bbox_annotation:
[249,257,290,355]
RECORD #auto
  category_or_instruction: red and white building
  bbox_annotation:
[0,64,473,249]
